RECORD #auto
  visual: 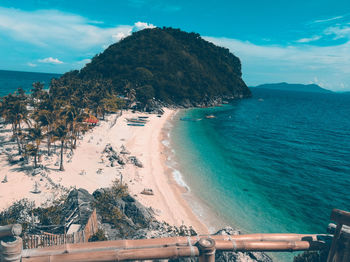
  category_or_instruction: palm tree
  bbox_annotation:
[26,124,43,168]
[99,93,124,119]
[34,109,56,156]
[53,122,68,171]
[30,82,45,108]
[59,103,78,150]
[1,94,30,155]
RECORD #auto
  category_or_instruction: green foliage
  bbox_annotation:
[92,179,128,228]
[57,27,250,106]
[88,229,108,242]
[0,194,69,235]
[33,205,63,227]
[137,85,155,103]
[0,199,34,233]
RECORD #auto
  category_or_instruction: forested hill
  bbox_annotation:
[253,82,332,93]
[59,27,250,107]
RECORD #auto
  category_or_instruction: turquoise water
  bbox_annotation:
[170,88,350,238]
[0,70,61,96]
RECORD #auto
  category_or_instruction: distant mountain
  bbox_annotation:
[253,82,332,93]
[57,27,250,107]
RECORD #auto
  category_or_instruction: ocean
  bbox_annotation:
[167,88,350,260]
[0,70,61,97]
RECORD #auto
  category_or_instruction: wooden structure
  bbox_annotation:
[0,224,22,239]
[327,209,350,262]
[0,209,350,261]
[22,209,98,249]
[0,224,22,262]
[17,233,331,261]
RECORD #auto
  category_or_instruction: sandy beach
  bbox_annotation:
[0,108,208,234]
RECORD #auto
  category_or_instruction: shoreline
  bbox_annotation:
[163,109,231,234]
[0,108,208,234]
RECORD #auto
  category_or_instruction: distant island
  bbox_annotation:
[57,27,250,109]
[252,82,332,93]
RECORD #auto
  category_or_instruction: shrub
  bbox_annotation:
[88,229,107,242]
[92,179,128,228]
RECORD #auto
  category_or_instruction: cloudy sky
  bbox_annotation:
[0,0,349,91]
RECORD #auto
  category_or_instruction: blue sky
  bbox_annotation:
[0,0,350,91]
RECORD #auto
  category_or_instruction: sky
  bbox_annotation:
[0,0,350,91]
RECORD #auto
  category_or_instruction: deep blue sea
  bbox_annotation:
[170,88,350,245]
[0,70,61,97]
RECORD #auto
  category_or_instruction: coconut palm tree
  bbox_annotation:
[26,124,43,168]
[1,94,30,155]
[53,122,68,171]
[34,109,56,156]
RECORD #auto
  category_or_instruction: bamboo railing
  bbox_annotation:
[0,209,349,262]
[20,235,329,262]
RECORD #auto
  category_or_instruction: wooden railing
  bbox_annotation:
[22,231,85,249]
[22,209,98,249]
[0,209,349,262]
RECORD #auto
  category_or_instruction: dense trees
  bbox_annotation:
[0,78,124,170]
[0,89,30,155]
[61,27,250,106]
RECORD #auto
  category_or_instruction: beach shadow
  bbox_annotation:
[9,165,33,173]
[45,166,62,172]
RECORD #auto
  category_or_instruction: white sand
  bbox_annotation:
[0,109,208,233]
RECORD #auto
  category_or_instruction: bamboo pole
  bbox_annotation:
[0,236,23,262]
[327,209,350,262]
[214,240,327,252]
[0,225,22,238]
[327,222,350,262]
[22,246,198,262]
[330,209,350,226]
[22,237,328,258]
[21,239,328,262]
[198,238,216,262]
[21,233,329,258]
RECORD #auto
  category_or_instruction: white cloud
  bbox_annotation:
[38,57,64,64]
[0,7,153,51]
[112,31,132,42]
[204,36,350,91]
[324,25,350,40]
[296,35,321,43]
[27,62,37,67]
[312,15,344,24]
[76,58,91,65]
[134,21,156,30]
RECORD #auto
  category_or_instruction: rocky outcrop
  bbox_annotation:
[102,144,125,166]
[61,188,95,227]
[213,227,272,262]
[91,186,272,262]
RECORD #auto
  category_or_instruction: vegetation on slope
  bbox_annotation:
[61,27,250,106]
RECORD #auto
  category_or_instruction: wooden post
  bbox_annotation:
[0,236,22,262]
[197,238,216,262]
[0,225,22,238]
[327,209,350,262]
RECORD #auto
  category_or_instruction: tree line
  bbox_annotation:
[0,80,126,171]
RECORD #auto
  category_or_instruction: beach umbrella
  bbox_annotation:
[84,116,99,124]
